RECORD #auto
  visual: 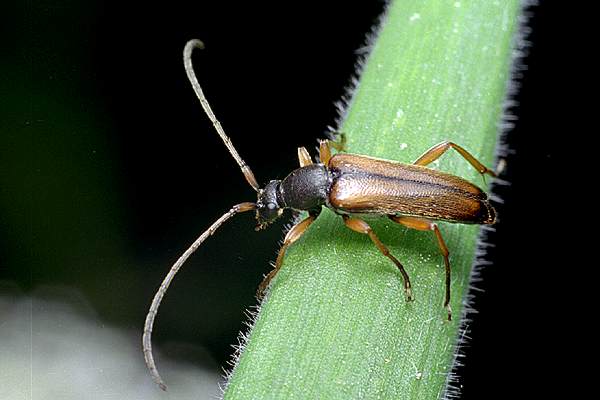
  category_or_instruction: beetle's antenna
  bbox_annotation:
[143,202,256,391]
[183,39,260,192]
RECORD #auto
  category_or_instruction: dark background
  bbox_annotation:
[3,1,566,398]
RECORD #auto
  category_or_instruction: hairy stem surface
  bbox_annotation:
[224,1,520,398]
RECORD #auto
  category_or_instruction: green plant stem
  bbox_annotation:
[224,1,520,399]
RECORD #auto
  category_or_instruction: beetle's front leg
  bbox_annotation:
[389,215,452,321]
[257,210,320,298]
[297,147,313,167]
[342,215,413,301]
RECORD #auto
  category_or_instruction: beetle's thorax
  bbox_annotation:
[279,164,331,212]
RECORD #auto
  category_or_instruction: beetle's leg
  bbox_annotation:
[414,141,496,178]
[298,147,313,167]
[319,140,332,165]
[319,133,347,165]
[329,131,347,152]
[342,215,413,301]
[257,210,320,298]
[389,215,452,321]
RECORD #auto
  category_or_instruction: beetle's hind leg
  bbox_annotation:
[342,215,413,302]
[257,210,320,298]
[414,141,496,179]
[389,216,452,321]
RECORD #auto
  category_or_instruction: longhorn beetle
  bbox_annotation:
[143,39,497,390]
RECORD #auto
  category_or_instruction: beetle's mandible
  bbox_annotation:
[143,39,497,390]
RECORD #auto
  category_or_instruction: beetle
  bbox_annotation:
[143,39,497,390]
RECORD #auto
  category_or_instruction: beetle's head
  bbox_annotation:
[255,180,284,230]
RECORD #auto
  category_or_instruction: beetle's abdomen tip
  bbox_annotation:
[481,200,497,225]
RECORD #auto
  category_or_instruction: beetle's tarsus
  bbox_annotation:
[405,286,414,302]
[329,131,347,152]
[256,275,271,300]
[446,304,452,321]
